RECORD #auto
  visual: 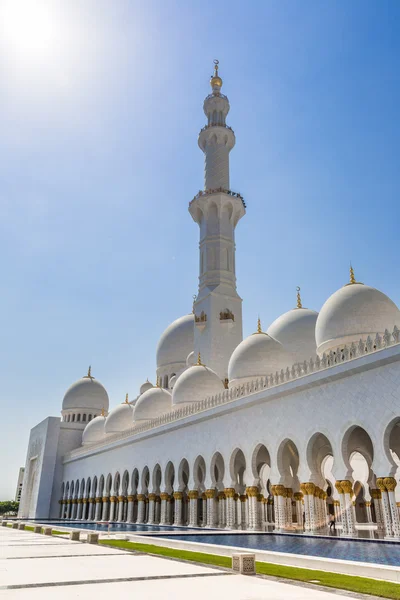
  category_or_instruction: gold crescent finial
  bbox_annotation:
[213,59,219,76]
[197,352,203,366]
[88,365,91,377]
[100,407,105,417]
[192,294,197,314]
[349,264,356,284]
[296,286,302,309]
[125,393,129,404]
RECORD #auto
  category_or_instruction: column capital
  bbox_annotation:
[160,493,170,501]
[205,489,215,499]
[224,487,236,498]
[246,486,259,497]
[383,477,397,491]
[127,495,135,502]
[285,488,293,498]
[148,493,157,501]
[340,480,353,495]
[370,488,382,500]
[95,497,102,503]
[376,478,386,492]
[334,481,344,494]
[118,495,126,502]
[173,492,183,500]
[274,485,286,497]
[188,490,199,500]
[239,494,247,503]
[293,492,303,501]
[102,496,109,502]
[137,494,146,501]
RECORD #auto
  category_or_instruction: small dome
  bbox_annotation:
[104,402,134,434]
[316,281,400,355]
[62,373,109,412]
[140,380,153,395]
[267,308,318,364]
[169,375,177,389]
[186,351,195,367]
[228,330,292,386]
[133,386,172,422]
[172,362,224,406]
[82,414,108,446]
[156,314,194,369]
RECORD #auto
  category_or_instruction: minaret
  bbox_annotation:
[189,61,245,380]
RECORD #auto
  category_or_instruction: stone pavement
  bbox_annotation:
[0,527,368,599]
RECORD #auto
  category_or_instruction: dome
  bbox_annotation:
[82,414,108,446]
[228,327,292,386]
[104,401,134,434]
[133,386,172,422]
[140,380,153,395]
[316,280,400,355]
[156,314,194,369]
[172,361,225,406]
[267,308,318,365]
[186,351,195,367]
[62,371,109,412]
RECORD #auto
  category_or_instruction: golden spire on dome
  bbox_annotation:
[197,352,203,366]
[124,393,129,404]
[296,286,303,309]
[257,317,262,334]
[349,264,356,284]
[83,365,94,379]
[210,59,223,92]
[100,407,105,417]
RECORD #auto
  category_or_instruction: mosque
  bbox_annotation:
[19,62,400,540]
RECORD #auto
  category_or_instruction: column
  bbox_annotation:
[109,496,117,522]
[173,492,183,526]
[268,498,274,525]
[300,484,310,531]
[333,500,340,524]
[294,492,303,528]
[224,488,236,529]
[58,499,63,518]
[136,494,146,524]
[101,496,109,521]
[202,494,207,526]
[383,478,400,539]
[126,495,134,523]
[117,496,125,522]
[94,498,102,521]
[147,494,156,525]
[90,498,97,520]
[314,487,321,529]
[76,499,83,520]
[155,496,161,524]
[82,498,88,520]
[286,489,293,528]
[335,482,349,535]
[341,480,357,537]
[205,489,216,527]
[188,490,199,527]
[257,493,264,529]
[365,501,373,524]
[66,499,72,519]
[246,487,259,530]
[160,493,169,525]
[218,491,226,527]
[239,495,248,529]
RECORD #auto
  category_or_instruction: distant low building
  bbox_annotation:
[15,467,24,502]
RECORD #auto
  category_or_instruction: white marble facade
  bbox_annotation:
[19,63,400,540]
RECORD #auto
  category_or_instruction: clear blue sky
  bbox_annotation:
[0,0,399,499]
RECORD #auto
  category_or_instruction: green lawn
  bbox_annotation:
[99,539,400,600]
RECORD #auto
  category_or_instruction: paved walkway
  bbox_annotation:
[0,528,369,599]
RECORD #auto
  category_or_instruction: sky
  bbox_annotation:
[0,0,399,499]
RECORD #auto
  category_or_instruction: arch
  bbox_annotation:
[98,475,105,497]
[105,473,112,495]
[70,481,75,498]
[60,482,65,499]
[85,477,91,499]
[210,452,225,489]
[141,466,150,492]
[341,425,374,476]
[130,468,139,494]
[353,480,368,523]
[306,432,334,486]
[82,414,86,422]
[178,458,189,491]
[77,414,81,422]
[92,476,98,498]
[121,470,129,495]
[113,472,121,495]
[251,443,271,479]
[276,438,300,489]
[164,461,175,493]
[383,417,400,468]
[193,455,206,491]
[152,464,162,492]
[80,478,85,498]
[229,448,246,491]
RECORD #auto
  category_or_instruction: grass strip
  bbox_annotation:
[99,539,400,600]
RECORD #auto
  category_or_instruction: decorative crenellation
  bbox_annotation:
[190,187,246,209]
[195,311,207,323]
[64,324,400,461]
[220,309,234,321]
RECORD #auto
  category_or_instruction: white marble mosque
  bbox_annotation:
[19,62,400,540]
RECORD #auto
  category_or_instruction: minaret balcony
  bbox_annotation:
[190,188,246,210]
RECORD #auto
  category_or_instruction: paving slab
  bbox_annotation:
[3,544,129,559]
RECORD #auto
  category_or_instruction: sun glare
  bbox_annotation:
[0,0,58,59]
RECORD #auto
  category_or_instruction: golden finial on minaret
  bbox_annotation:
[125,393,129,404]
[296,286,302,309]
[197,352,203,366]
[349,264,356,284]
[192,294,197,314]
[257,317,262,334]
[210,59,223,92]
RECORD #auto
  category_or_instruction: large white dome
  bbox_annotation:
[172,363,224,405]
[228,331,292,386]
[316,282,400,355]
[267,308,318,364]
[156,314,194,369]
[82,414,108,446]
[62,375,109,412]
[133,387,172,422]
[104,402,134,434]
